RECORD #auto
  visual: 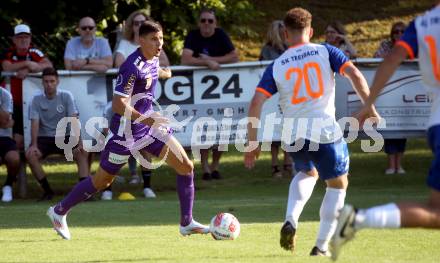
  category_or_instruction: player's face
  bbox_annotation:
[12,34,31,50]
[42,75,59,98]
[199,12,216,37]
[139,31,163,59]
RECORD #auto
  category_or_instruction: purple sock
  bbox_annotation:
[177,172,194,226]
[54,176,97,215]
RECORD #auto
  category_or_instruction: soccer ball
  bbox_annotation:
[210,213,240,240]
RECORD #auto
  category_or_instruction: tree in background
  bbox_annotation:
[0,0,260,68]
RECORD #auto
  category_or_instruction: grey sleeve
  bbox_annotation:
[64,91,78,116]
[29,96,40,120]
[0,89,13,113]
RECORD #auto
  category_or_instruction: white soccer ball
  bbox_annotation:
[210,212,240,240]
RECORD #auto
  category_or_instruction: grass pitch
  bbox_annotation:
[1,139,439,262]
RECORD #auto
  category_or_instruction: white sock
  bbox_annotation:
[285,172,317,228]
[315,187,346,252]
[355,203,401,229]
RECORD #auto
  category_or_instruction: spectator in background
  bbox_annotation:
[1,24,52,149]
[0,88,20,202]
[374,21,407,175]
[64,17,112,73]
[114,10,171,78]
[181,8,239,180]
[324,21,357,59]
[374,22,406,57]
[259,20,293,178]
[26,68,89,201]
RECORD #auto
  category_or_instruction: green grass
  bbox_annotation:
[0,139,439,262]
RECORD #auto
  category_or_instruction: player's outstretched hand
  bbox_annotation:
[145,111,170,128]
[354,104,381,128]
[244,144,260,169]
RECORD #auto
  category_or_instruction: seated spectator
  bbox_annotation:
[26,68,89,201]
[259,20,293,178]
[374,21,407,175]
[324,21,357,58]
[374,21,406,58]
[100,102,156,200]
[114,10,171,78]
[181,8,239,180]
[1,24,52,149]
[0,88,20,202]
[259,20,287,61]
[64,17,112,73]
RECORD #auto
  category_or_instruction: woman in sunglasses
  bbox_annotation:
[114,9,170,76]
[374,21,408,175]
[374,22,407,58]
[324,21,357,59]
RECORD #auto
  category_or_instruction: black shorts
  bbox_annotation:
[37,136,75,159]
[0,136,18,160]
[12,105,23,136]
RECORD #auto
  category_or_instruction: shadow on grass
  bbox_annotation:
[0,139,433,229]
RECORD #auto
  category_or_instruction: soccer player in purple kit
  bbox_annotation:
[46,21,209,240]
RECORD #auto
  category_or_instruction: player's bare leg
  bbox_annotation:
[159,136,209,235]
[399,190,440,227]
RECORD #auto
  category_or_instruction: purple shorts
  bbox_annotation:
[100,127,172,175]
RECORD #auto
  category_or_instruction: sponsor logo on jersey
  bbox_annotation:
[124,74,136,93]
[108,152,130,164]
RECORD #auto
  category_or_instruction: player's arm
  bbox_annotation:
[112,94,168,127]
[159,67,172,79]
[364,45,408,107]
[245,62,276,169]
[247,92,267,144]
[245,92,267,169]
[342,63,370,103]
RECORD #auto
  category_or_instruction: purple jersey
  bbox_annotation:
[111,48,159,139]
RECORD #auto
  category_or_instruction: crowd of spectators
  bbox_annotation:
[0,11,411,202]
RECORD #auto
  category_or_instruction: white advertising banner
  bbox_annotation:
[20,60,430,149]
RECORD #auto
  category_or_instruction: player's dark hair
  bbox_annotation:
[42,67,58,78]
[139,20,162,36]
[284,7,312,31]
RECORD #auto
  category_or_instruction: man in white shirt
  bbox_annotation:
[64,17,112,73]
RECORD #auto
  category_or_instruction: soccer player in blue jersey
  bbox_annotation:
[245,8,371,256]
[331,3,440,261]
[47,21,209,240]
